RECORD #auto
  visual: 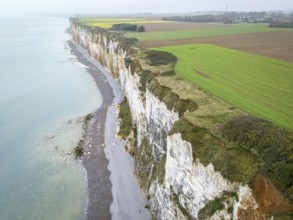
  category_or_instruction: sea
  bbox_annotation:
[0,15,102,220]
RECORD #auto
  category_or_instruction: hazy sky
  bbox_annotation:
[1,0,292,15]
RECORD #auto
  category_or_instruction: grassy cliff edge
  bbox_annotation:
[71,18,293,217]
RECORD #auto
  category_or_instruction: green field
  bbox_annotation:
[78,18,168,29]
[128,24,292,41]
[153,44,293,129]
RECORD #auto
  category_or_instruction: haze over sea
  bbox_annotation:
[0,16,102,219]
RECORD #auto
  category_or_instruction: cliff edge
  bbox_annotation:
[70,18,293,220]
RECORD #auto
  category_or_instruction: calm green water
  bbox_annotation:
[0,16,102,219]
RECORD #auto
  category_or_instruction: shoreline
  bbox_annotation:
[68,40,150,220]
[68,41,113,219]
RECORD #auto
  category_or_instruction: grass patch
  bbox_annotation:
[171,114,293,202]
[148,79,197,116]
[154,75,243,132]
[127,23,292,41]
[152,155,167,185]
[144,50,177,66]
[198,198,224,219]
[134,138,155,190]
[170,118,260,183]
[118,98,133,138]
[117,37,138,52]
[154,44,293,130]
[223,116,293,202]
[198,191,237,219]
[158,156,166,185]
[170,186,190,218]
[227,206,234,214]
[138,70,156,92]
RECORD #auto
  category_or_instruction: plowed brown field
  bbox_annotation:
[138,31,293,63]
[142,22,226,32]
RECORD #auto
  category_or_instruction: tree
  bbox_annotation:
[137,25,145,32]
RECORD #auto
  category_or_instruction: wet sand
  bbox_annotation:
[68,40,150,220]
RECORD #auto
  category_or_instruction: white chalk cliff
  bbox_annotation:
[70,20,287,220]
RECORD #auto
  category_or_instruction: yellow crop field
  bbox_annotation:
[78,18,169,29]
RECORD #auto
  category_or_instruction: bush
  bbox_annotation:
[169,118,260,183]
[222,116,293,201]
[85,113,94,121]
[137,25,145,32]
[198,191,238,219]
[111,23,146,32]
[74,140,85,159]
[112,23,138,31]
[144,50,177,66]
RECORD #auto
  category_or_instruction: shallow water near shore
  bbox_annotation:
[0,16,102,219]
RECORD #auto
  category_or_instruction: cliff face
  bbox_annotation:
[70,20,293,219]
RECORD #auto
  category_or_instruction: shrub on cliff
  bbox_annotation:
[118,98,133,138]
[222,116,293,201]
[144,50,177,66]
[148,79,197,116]
[169,118,260,183]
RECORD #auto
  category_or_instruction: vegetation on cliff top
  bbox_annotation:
[148,78,197,117]
[170,118,260,183]
[144,50,177,66]
[130,44,293,202]
[72,19,293,209]
[223,116,293,202]
[153,44,293,130]
[169,115,293,202]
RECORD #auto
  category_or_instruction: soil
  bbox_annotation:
[138,31,293,63]
[251,175,293,215]
[237,207,267,220]
[142,22,225,32]
[237,174,293,219]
